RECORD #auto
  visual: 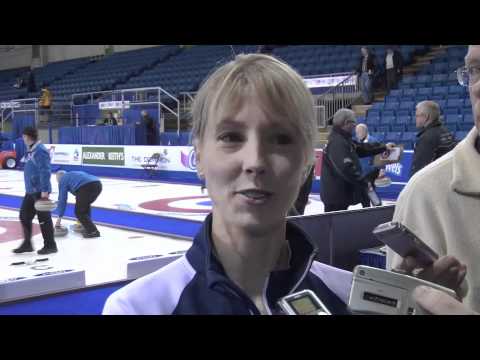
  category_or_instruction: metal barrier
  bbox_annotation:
[71,86,180,133]
[0,98,38,132]
[310,72,359,127]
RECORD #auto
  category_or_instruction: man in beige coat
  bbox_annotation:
[388,45,480,314]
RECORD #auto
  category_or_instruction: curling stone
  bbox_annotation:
[34,199,57,212]
[54,225,68,237]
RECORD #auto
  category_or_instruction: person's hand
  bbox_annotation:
[55,218,61,228]
[378,169,386,177]
[395,255,467,295]
[385,143,396,151]
[412,286,477,315]
[41,192,49,199]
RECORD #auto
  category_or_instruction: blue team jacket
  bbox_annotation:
[57,171,100,217]
[23,141,52,194]
[103,214,353,315]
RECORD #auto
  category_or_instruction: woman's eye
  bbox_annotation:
[218,133,243,143]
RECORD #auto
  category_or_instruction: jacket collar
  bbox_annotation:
[29,140,42,152]
[186,214,319,297]
[418,119,442,137]
[332,126,353,140]
[451,127,480,197]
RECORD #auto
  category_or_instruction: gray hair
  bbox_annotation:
[333,108,357,127]
[416,101,441,122]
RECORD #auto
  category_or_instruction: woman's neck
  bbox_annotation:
[211,214,289,298]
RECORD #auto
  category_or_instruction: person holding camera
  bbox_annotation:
[388,45,480,314]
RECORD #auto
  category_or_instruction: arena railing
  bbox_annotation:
[0,97,38,132]
[70,86,180,133]
[309,72,359,127]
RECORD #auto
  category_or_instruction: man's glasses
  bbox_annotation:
[456,65,480,87]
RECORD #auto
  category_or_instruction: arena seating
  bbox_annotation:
[365,45,472,147]
[116,45,258,96]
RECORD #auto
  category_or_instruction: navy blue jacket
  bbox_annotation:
[103,214,353,315]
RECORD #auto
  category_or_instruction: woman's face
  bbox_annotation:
[196,97,308,233]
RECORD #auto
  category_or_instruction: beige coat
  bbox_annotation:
[387,126,480,312]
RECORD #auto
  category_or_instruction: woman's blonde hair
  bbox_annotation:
[191,53,316,165]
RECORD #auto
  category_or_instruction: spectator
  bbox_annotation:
[356,46,376,105]
[387,45,480,313]
[13,76,24,88]
[410,100,457,177]
[355,123,383,207]
[27,71,36,93]
[39,87,53,124]
[55,170,103,238]
[13,127,57,255]
[385,46,403,92]
[103,112,118,126]
[292,165,315,215]
[320,109,394,212]
[103,53,352,315]
[140,110,158,145]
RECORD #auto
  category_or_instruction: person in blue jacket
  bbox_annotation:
[55,170,102,238]
[103,54,353,315]
[13,127,57,255]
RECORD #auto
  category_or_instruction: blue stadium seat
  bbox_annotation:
[463,114,474,124]
[445,114,463,124]
[357,116,366,124]
[416,75,432,84]
[403,88,417,97]
[390,89,402,97]
[446,98,464,109]
[371,102,385,110]
[385,96,400,103]
[396,109,412,117]
[366,117,380,126]
[371,132,386,142]
[436,99,447,110]
[433,86,449,96]
[418,87,432,96]
[381,116,396,126]
[391,124,406,132]
[407,124,418,132]
[400,101,415,110]
[367,109,381,118]
[385,132,402,143]
[381,110,396,117]
[396,116,411,125]
[376,126,390,133]
[458,123,474,131]
[448,85,464,96]
[444,107,460,115]
[445,123,458,132]
[385,102,400,111]
[433,63,448,73]
[455,131,469,140]
[402,76,416,85]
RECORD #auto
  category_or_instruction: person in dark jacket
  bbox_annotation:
[55,170,103,238]
[320,109,394,212]
[410,101,457,177]
[140,110,158,145]
[103,53,353,315]
[356,47,376,104]
[290,165,315,215]
[27,71,36,93]
[385,46,404,92]
[103,112,118,126]
[13,127,57,255]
